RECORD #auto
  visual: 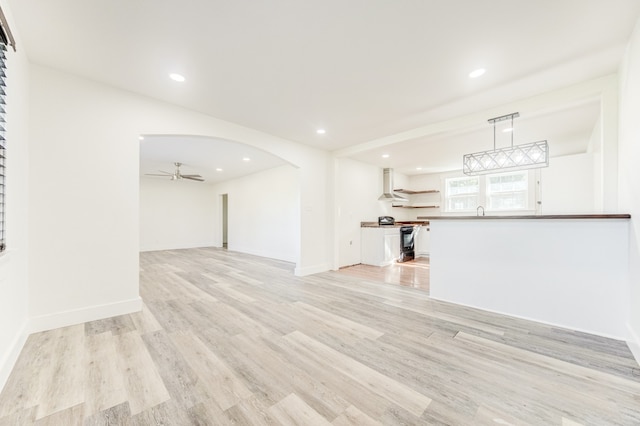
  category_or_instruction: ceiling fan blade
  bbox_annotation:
[181,174,202,178]
[145,173,172,176]
[183,176,205,182]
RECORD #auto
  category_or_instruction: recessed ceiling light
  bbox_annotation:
[469,68,486,79]
[416,167,422,171]
[169,73,185,82]
[139,136,144,141]
[216,168,223,172]
[503,127,513,133]
[316,129,326,135]
[381,154,390,158]
[242,157,251,162]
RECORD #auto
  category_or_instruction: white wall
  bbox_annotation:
[0,0,31,391]
[26,64,332,335]
[212,165,299,263]
[407,173,443,216]
[618,16,640,363]
[540,153,595,214]
[334,158,411,268]
[139,177,216,251]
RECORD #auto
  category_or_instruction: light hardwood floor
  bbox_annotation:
[1,247,639,425]
[338,258,430,292]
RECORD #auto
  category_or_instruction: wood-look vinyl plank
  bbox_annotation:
[215,299,298,338]
[292,301,384,340]
[231,331,351,420]
[2,247,640,425]
[427,332,626,425]
[185,399,228,426]
[83,401,132,426]
[562,418,586,426]
[498,327,640,379]
[0,331,55,418]
[129,399,192,426]
[127,302,162,335]
[282,331,432,417]
[267,393,332,426]
[169,330,253,411]
[419,400,478,426]
[84,315,137,336]
[419,334,568,423]
[140,331,210,410]
[332,405,381,426]
[35,325,85,420]
[383,299,506,336]
[213,282,257,304]
[311,295,460,339]
[139,273,178,302]
[164,272,219,304]
[273,337,397,419]
[220,395,278,426]
[0,407,36,426]
[114,332,170,415]
[83,332,127,418]
[456,331,640,395]
[472,404,532,426]
[34,403,83,426]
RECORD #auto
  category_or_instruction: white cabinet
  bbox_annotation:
[415,226,430,257]
[361,227,400,266]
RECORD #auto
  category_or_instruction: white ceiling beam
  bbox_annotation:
[332,74,617,158]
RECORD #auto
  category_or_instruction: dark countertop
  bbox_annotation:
[361,221,429,228]
[416,214,631,220]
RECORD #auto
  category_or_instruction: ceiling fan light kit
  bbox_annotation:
[144,162,204,182]
[463,112,549,176]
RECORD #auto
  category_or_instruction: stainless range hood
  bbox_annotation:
[378,168,408,201]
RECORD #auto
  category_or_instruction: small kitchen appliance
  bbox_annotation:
[378,216,395,226]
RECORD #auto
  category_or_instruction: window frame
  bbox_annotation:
[442,170,537,215]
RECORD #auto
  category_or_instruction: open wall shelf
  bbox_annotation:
[394,189,439,194]
[392,205,440,209]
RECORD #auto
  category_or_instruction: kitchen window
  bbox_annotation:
[486,171,529,211]
[444,170,532,213]
[445,176,480,212]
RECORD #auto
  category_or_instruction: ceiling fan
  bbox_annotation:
[145,162,204,182]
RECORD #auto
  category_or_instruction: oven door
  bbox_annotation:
[399,226,415,262]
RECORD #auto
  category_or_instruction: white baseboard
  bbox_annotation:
[627,323,640,367]
[428,294,627,341]
[140,242,216,252]
[29,297,143,333]
[0,321,28,393]
[295,263,330,277]
[228,245,298,264]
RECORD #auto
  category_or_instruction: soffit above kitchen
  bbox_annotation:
[350,99,602,175]
[10,0,640,153]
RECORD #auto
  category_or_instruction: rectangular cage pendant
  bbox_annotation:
[463,140,549,175]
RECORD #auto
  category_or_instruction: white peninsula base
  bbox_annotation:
[427,216,630,339]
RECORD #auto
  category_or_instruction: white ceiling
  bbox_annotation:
[10,0,640,178]
[353,100,602,175]
[139,135,288,184]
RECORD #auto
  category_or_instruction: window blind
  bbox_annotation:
[0,5,12,253]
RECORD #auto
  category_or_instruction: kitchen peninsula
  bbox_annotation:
[417,214,631,339]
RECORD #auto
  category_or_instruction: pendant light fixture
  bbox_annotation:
[463,112,549,175]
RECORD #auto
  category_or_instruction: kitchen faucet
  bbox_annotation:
[477,206,485,216]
